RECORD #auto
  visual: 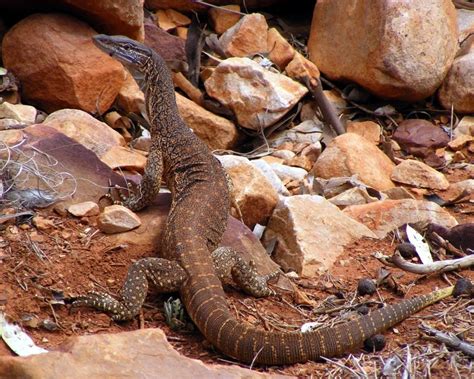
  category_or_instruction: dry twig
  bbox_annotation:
[374,251,474,274]
[421,323,474,358]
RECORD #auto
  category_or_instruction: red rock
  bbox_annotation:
[144,18,186,63]
[2,13,125,114]
[393,119,450,157]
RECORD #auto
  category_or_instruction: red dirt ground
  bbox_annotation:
[0,169,472,377]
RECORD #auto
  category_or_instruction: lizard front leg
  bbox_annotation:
[121,138,163,211]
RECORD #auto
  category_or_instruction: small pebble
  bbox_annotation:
[357,278,377,296]
[364,334,386,352]
[356,304,370,315]
[396,242,417,259]
[453,278,473,298]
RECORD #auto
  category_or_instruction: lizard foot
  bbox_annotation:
[72,291,137,321]
[232,259,277,297]
[212,247,279,297]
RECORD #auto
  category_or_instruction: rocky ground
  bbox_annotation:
[0,0,473,378]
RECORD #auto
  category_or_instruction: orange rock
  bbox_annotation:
[285,52,320,83]
[43,109,125,158]
[267,27,295,69]
[100,145,148,172]
[0,0,144,41]
[176,27,188,40]
[2,13,125,114]
[312,133,395,191]
[346,120,381,144]
[209,5,242,34]
[204,57,307,130]
[116,70,145,114]
[155,9,191,31]
[219,13,269,57]
[438,49,474,113]
[175,92,238,150]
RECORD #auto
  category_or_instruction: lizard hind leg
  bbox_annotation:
[73,257,187,321]
[212,247,278,298]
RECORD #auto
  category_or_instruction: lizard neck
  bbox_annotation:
[143,53,183,137]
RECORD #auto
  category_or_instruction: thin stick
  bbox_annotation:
[192,1,247,15]
[303,77,346,135]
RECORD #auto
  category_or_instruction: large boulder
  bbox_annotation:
[308,0,458,101]
[2,13,125,114]
[438,48,474,113]
[0,329,280,378]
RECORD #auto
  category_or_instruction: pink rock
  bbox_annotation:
[438,49,474,113]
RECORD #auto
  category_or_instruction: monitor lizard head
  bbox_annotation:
[93,34,153,68]
[92,34,162,91]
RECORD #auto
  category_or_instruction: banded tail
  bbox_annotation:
[183,283,453,365]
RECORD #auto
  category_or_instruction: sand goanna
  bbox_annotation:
[74,34,455,365]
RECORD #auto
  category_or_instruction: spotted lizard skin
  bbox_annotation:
[75,35,455,365]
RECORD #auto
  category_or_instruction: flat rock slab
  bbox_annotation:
[0,328,289,379]
[109,192,282,278]
[14,124,127,210]
[344,199,458,238]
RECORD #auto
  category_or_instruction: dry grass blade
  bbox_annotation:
[0,140,77,209]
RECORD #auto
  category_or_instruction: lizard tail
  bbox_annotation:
[182,280,453,365]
